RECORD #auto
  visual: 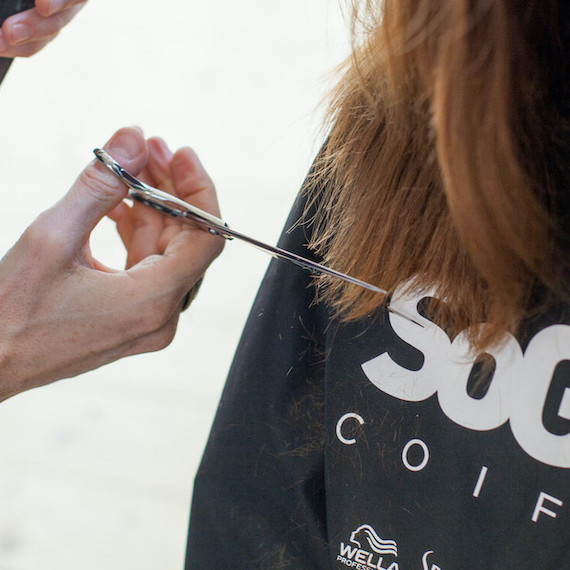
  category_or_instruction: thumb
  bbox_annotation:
[53,127,148,245]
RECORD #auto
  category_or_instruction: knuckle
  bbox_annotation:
[131,323,177,356]
[136,311,161,337]
[78,166,123,204]
[137,298,175,336]
[151,325,177,352]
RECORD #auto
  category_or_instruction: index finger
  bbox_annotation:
[126,148,225,294]
[169,146,222,218]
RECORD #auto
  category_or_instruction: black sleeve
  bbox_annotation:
[185,192,331,569]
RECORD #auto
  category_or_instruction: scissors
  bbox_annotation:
[93,148,422,327]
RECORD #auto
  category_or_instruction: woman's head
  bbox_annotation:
[310,0,570,347]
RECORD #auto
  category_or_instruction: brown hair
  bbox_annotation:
[308,0,570,347]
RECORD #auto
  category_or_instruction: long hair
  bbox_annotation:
[308,0,570,347]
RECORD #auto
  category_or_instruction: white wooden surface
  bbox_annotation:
[0,1,349,568]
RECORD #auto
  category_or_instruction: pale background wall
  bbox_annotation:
[0,1,350,569]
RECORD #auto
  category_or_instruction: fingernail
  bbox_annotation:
[107,128,144,161]
[47,0,66,16]
[10,23,32,45]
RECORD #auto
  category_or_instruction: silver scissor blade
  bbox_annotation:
[93,148,423,327]
[216,227,423,326]
[219,225,387,295]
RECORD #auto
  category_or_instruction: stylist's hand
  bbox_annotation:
[0,127,223,401]
[0,0,86,58]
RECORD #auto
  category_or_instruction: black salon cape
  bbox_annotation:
[185,192,570,569]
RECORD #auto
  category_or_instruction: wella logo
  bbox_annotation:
[337,524,399,570]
